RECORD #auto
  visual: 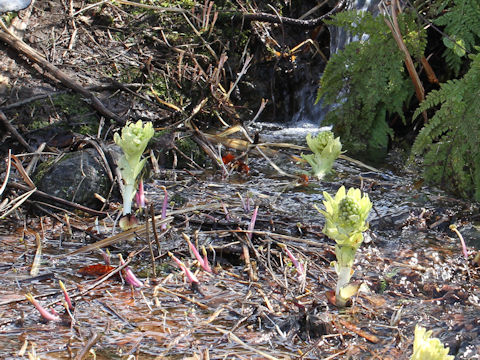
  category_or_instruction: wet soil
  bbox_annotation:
[2,151,480,359]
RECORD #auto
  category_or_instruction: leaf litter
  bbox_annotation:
[1,150,480,359]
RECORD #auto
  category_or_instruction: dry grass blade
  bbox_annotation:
[114,0,189,13]
[61,203,221,258]
[215,327,288,360]
[0,188,36,219]
[30,232,42,276]
[0,149,12,196]
[256,145,298,179]
[153,285,208,309]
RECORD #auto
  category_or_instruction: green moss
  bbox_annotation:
[32,158,56,185]
[52,94,91,115]
[29,120,50,130]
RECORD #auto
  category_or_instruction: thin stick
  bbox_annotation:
[74,332,100,360]
[0,111,34,152]
[0,20,124,124]
[150,204,161,257]
[145,216,157,277]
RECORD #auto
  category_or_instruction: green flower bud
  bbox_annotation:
[317,186,372,247]
[339,196,361,228]
[114,121,155,215]
[306,131,334,154]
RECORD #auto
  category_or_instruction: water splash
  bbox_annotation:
[291,0,381,125]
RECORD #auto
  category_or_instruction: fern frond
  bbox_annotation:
[435,0,480,74]
[318,10,426,152]
[412,51,480,200]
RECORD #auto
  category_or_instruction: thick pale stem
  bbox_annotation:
[335,266,352,307]
[123,183,135,215]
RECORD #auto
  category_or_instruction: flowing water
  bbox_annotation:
[1,148,480,358]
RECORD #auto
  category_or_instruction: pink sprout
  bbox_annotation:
[25,293,61,322]
[247,206,259,240]
[135,179,145,209]
[119,254,144,288]
[201,246,213,273]
[58,281,74,310]
[169,252,199,284]
[100,249,111,266]
[183,233,212,273]
[280,244,305,281]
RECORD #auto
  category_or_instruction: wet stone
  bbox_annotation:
[35,148,112,209]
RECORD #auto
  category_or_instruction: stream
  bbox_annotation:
[1,138,480,359]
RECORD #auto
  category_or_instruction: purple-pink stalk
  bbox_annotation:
[100,249,111,266]
[201,246,213,273]
[58,280,74,310]
[161,186,168,231]
[450,224,469,260]
[247,206,259,240]
[119,254,144,288]
[135,179,146,210]
[182,233,212,273]
[280,244,305,281]
[168,252,199,283]
[221,202,230,221]
[25,293,61,322]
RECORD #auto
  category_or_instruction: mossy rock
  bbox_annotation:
[34,148,113,209]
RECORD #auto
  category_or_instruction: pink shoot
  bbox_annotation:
[100,249,111,266]
[238,192,251,213]
[450,224,469,261]
[201,246,213,273]
[58,280,74,310]
[221,202,230,221]
[279,244,305,281]
[183,233,204,267]
[168,252,199,283]
[119,254,144,288]
[161,186,168,231]
[135,179,145,210]
[25,293,61,322]
[247,206,259,240]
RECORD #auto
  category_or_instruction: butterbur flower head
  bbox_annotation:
[318,186,372,246]
[302,131,342,179]
[306,131,334,154]
[411,325,454,360]
[114,121,154,168]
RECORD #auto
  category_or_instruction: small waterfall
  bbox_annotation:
[290,0,381,126]
[329,0,381,54]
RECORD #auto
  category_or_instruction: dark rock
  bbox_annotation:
[35,148,113,209]
[0,0,32,13]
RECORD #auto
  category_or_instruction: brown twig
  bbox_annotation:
[383,0,427,122]
[234,0,347,29]
[0,20,124,124]
[74,332,100,360]
[7,181,108,216]
[0,111,34,152]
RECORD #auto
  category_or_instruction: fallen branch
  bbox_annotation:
[0,20,124,124]
[233,0,348,29]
